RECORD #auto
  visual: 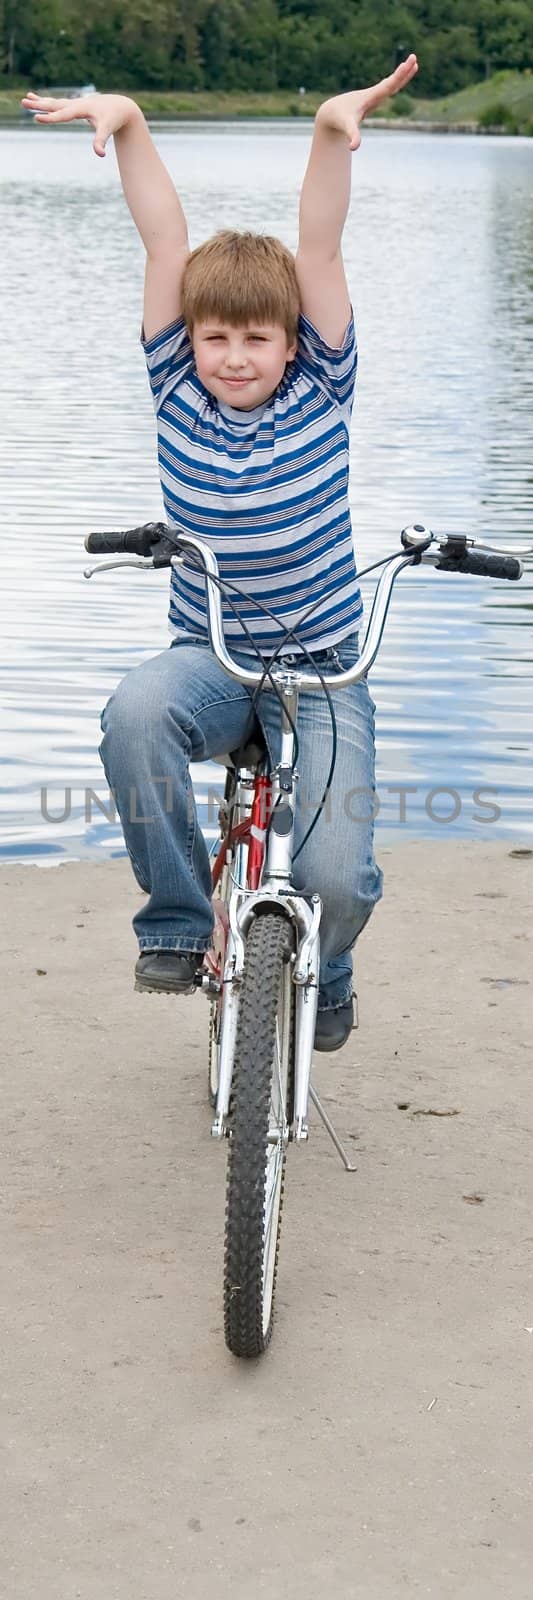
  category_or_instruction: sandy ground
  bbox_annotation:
[1,840,533,1600]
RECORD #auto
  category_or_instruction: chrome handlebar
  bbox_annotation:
[84,523,530,693]
[173,536,409,691]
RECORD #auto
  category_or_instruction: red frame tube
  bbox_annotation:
[211,774,272,891]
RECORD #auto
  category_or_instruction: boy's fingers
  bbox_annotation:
[34,107,78,124]
[23,94,70,111]
[364,55,418,109]
[92,130,109,157]
[390,55,418,90]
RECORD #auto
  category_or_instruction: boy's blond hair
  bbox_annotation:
[182,230,300,344]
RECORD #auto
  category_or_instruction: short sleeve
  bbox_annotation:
[296,307,357,423]
[141,316,195,414]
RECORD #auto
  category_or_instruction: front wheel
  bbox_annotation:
[224,912,295,1358]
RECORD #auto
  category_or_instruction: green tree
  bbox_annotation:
[2,0,533,98]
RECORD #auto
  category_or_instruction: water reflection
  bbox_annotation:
[0,125,532,861]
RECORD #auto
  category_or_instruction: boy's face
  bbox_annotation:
[192,320,298,409]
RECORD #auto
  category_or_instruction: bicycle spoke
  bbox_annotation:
[270,1018,284,1121]
[263,1143,283,1265]
[263,974,291,1320]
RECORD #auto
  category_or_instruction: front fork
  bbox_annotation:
[210,888,322,1142]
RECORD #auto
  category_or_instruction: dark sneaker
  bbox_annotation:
[314,996,355,1053]
[134,949,205,995]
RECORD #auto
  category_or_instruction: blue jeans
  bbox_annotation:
[98,631,383,1012]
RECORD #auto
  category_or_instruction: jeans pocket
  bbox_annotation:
[330,632,360,672]
[332,636,377,716]
[170,633,210,651]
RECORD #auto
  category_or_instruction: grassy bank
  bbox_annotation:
[394,70,533,133]
[2,70,533,132]
[6,87,322,120]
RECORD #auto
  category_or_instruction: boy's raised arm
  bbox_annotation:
[295,56,418,348]
[112,104,190,339]
[21,92,190,338]
[295,118,353,349]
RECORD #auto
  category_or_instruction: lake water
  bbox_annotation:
[1,121,532,863]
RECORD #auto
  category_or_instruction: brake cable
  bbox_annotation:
[168,542,409,859]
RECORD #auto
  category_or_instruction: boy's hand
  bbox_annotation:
[20,91,139,157]
[317,54,418,150]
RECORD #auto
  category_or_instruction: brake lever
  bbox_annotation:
[84,557,156,579]
[437,534,533,559]
[465,541,533,558]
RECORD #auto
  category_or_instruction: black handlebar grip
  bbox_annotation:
[437,551,522,581]
[84,522,169,558]
[466,552,522,581]
[85,530,130,554]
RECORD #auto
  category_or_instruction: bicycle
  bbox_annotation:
[84,521,528,1357]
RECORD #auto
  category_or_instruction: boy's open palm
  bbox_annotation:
[20,91,132,157]
[318,54,419,149]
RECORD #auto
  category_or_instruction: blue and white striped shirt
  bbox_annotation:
[142,310,362,653]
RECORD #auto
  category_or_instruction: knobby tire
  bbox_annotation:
[224,912,295,1358]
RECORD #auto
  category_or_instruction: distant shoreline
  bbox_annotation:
[2,70,533,135]
[1,113,525,138]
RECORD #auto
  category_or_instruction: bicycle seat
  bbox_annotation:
[212,732,266,771]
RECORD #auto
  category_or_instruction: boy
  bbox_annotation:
[23,56,417,1051]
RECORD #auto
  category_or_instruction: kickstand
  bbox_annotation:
[308,1085,357,1172]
